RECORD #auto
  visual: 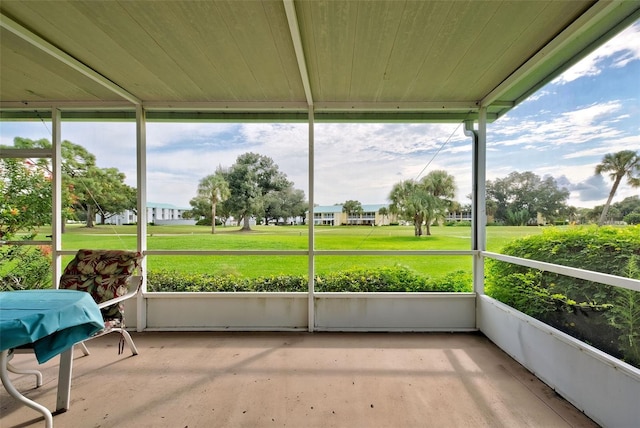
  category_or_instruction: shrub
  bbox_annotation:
[0,244,52,291]
[445,221,471,227]
[147,265,472,293]
[485,225,640,366]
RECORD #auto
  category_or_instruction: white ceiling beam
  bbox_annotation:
[142,101,308,112]
[283,0,314,107]
[0,12,142,106]
[0,101,135,110]
[0,148,53,158]
[315,101,479,112]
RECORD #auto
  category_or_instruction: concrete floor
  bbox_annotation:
[1,332,598,428]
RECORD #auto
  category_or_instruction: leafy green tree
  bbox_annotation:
[624,213,640,225]
[342,200,363,224]
[263,187,307,225]
[595,150,640,225]
[93,168,137,225]
[0,151,53,291]
[224,153,291,231]
[613,195,640,220]
[67,163,136,228]
[10,137,136,229]
[186,196,210,221]
[486,171,569,225]
[195,170,230,234]
[9,138,75,232]
[0,157,51,239]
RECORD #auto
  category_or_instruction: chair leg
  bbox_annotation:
[77,341,91,356]
[118,329,139,355]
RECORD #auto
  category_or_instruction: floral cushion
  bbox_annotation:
[60,250,142,321]
[63,249,142,276]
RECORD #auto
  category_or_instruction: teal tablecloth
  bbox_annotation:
[0,290,104,363]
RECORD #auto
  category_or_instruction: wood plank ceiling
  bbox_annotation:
[1,0,639,122]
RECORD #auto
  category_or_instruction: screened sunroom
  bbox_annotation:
[1,1,639,427]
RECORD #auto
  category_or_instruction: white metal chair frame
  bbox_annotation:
[77,275,143,356]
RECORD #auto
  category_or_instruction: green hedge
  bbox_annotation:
[485,225,640,367]
[147,265,472,293]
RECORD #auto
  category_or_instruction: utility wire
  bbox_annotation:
[414,121,464,182]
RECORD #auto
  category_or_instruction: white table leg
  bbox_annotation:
[55,346,73,412]
[1,349,53,428]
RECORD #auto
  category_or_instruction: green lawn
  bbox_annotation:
[49,224,547,278]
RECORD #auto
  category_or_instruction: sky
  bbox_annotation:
[1,21,639,210]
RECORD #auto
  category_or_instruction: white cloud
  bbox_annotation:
[562,135,640,160]
[489,101,626,151]
[554,22,640,84]
[147,122,238,148]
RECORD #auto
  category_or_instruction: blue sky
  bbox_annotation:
[1,21,638,210]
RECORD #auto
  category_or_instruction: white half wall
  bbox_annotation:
[143,292,308,330]
[133,292,477,332]
[314,292,476,331]
[477,294,640,428]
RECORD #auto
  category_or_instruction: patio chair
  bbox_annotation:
[58,249,143,356]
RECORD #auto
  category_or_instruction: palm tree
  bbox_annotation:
[389,180,424,236]
[420,170,456,235]
[197,171,230,234]
[389,173,456,236]
[342,200,363,225]
[378,206,389,225]
[595,150,640,225]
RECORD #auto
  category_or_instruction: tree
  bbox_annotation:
[263,187,307,225]
[10,137,75,232]
[10,137,136,229]
[388,170,456,236]
[595,150,640,225]
[342,200,363,224]
[486,171,569,225]
[66,163,136,228]
[186,196,209,220]
[0,157,51,239]
[378,206,389,225]
[614,195,640,219]
[0,153,53,291]
[389,180,425,236]
[420,170,456,235]
[93,168,137,225]
[225,153,291,231]
[196,170,230,234]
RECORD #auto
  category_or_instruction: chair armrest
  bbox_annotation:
[97,276,143,309]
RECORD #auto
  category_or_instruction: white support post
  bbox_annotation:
[307,109,315,332]
[51,107,62,287]
[136,105,148,331]
[473,107,487,295]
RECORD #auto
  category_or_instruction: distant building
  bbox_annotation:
[100,202,194,226]
[445,210,472,222]
[309,204,395,226]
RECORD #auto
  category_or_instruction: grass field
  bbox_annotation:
[49,224,548,278]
